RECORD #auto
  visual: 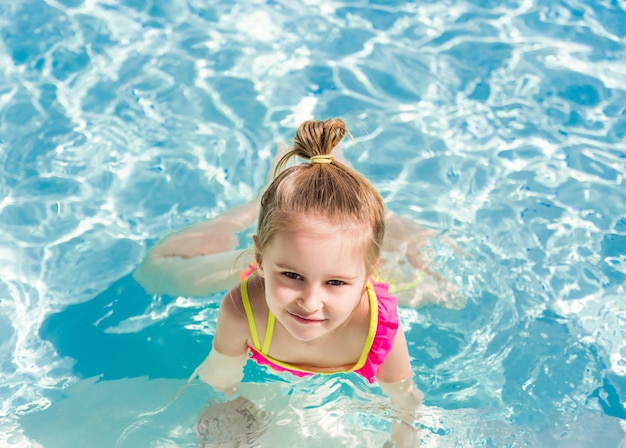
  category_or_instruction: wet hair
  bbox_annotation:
[256,118,385,275]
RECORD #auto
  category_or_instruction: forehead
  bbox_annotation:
[274,220,360,248]
[284,214,366,236]
[279,216,366,246]
[264,218,368,273]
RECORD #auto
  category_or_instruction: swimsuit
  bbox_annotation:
[239,270,399,384]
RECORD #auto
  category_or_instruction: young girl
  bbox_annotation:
[134,118,446,446]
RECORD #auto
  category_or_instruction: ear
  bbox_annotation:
[252,235,264,277]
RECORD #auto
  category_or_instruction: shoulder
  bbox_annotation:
[214,284,249,355]
[214,275,268,355]
[219,275,266,324]
[220,285,245,318]
[216,284,249,340]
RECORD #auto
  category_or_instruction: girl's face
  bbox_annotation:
[256,218,370,343]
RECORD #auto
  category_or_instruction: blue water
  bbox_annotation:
[1,0,625,446]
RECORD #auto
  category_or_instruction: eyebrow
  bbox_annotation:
[275,263,360,280]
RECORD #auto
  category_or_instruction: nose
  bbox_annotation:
[298,284,323,313]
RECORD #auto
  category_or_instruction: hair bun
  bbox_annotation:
[293,118,349,157]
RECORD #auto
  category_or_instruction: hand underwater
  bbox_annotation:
[195,396,271,447]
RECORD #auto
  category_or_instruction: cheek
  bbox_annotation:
[329,288,361,312]
[265,277,294,301]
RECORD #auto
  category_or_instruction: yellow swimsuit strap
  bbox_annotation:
[240,275,274,353]
[350,282,378,372]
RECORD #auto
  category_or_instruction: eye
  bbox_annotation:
[282,272,303,280]
[327,279,346,287]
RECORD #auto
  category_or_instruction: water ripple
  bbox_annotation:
[1,0,626,446]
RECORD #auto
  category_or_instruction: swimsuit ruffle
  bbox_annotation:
[354,281,399,383]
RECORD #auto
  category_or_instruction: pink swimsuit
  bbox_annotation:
[239,271,399,384]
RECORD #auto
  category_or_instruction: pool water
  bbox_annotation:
[1,0,625,446]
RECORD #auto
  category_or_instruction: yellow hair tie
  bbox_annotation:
[310,154,334,164]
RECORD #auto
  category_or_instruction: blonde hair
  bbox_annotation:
[256,118,385,274]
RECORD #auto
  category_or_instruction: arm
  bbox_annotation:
[194,287,250,396]
[192,289,272,446]
[377,324,423,407]
[377,324,423,447]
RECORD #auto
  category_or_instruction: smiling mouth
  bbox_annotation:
[288,311,326,324]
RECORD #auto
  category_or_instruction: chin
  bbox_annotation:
[285,324,328,343]
[290,329,324,342]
